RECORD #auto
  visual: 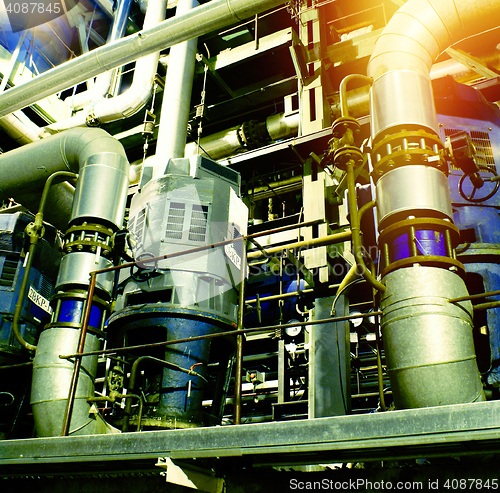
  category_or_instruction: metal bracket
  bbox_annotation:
[156,457,225,492]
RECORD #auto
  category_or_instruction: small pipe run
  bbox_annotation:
[60,311,382,361]
[121,356,206,432]
[339,74,372,118]
[234,238,248,425]
[61,272,97,436]
[346,164,385,293]
[0,0,287,118]
[12,171,78,353]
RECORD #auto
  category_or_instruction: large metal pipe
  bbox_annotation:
[184,112,300,161]
[44,0,168,133]
[0,128,129,436]
[368,0,500,141]
[68,0,135,111]
[367,0,500,409]
[155,0,199,168]
[0,0,286,119]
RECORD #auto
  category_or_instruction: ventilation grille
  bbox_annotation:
[0,254,19,288]
[134,208,147,250]
[445,128,495,171]
[38,274,53,299]
[166,202,186,240]
[233,227,243,256]
[189,204,208,242]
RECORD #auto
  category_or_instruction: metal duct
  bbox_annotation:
[381,267,484,408]
[0,128,129,436]
[367,0,500,408]
[44,0,168,133]
[0,0,286,118]
[155,0,199,167]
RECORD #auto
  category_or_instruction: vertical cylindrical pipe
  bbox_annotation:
[366,0,500,408]
[381,267,484,408]
[155,0,199,171]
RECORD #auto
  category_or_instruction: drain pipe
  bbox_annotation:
[68,0,135,111]
[0,128,129,436]
[154,0,198,172]
[367,0,500,409]
[44,0,168,133]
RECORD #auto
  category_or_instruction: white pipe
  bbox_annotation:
[0,112,42,144]
[154,0,199,172]
[0,0,286,119]
[44,0,168,133]
[67,0,135,111]
[0,127,129,437]
[367,0,500,409]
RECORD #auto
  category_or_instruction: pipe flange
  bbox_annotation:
[333,145,364,170]
[379,217,463,277]
[381,255,465,278]
[371,129,446,182]
[331,116,361,140]
[63,223,114,256]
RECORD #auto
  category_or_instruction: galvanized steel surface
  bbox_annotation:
[381,266,485,409]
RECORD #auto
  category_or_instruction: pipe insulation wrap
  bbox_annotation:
[368,0,500,409]
[0,0,286,118]
[0,127,129,229]
[367,0,500,80]
[367,0,500,141]
[31,329,118,437]
[381,267,486,409]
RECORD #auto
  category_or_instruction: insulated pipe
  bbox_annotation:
[44,0,168,133]
[0,128,129,437]
[0,0,286,119]
[0,128,129,227]
[155,0,199,169]
[0,112,41,144]
[366,0,500,409]
[184,112,300,161]
[367,0,500,141]
[68,0,135,111]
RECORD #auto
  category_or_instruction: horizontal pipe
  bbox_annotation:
[448,290,500,304]
[59,311,383,360]
[0,0,286,118]
[45,0,168,133]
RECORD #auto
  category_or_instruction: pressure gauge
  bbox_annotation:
[285,320,302,338]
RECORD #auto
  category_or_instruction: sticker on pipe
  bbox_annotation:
[28,286,53,315]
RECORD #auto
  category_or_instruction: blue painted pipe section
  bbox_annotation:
[107,307,230,424]
[393,230,446,261]
[57,300,103,329]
